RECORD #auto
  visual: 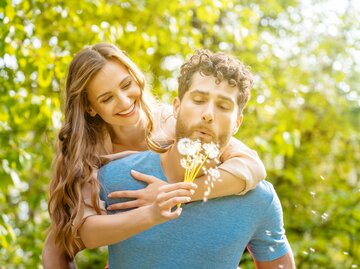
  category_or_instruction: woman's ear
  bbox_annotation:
[173,97,180,119]
[87,106,97,117]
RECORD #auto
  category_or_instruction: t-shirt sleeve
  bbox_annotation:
[247,185,291,261]
[219,137,266,195]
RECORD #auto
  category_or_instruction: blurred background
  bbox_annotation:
[0,0,359,268]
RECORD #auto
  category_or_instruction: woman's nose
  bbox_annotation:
[115,91,130,107]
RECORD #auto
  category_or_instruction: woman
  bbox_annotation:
[43,43,266,267]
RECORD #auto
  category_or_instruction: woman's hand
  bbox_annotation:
[151,182,197,222]
[107,170,167,211]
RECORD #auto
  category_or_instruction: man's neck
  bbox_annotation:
[160,143,186,184]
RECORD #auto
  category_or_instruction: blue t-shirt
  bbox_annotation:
[99,151,291,269]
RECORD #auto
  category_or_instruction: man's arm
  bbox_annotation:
[254,251,296,269]
[247,182,295,268]
[42,231,78,269]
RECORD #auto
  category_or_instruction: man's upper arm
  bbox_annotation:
[254,251,296,269]
[247,183,293,263]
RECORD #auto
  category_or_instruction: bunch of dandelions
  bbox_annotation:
[177,138,221,208]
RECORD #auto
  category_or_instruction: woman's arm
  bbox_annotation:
[79,182,196,249]
[217,136,267,194]
[42,231,79,269]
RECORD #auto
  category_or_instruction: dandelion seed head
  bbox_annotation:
[310,191,316,197]
[351,265,358,268]
[309,248,315,253]
[177,138,192,155]
[203,142,220,159]
[343,251,349,255]
[177,138,202,156]
[303,251,308,255]
[180,158,189,169]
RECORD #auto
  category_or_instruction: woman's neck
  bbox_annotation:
[108,113,148,152]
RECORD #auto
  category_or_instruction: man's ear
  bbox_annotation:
[173,97,180,119]
[233,114,243,135]
[87,106,97,117]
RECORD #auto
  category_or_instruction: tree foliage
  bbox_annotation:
[0,0,359,268]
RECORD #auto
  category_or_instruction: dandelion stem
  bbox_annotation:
[191,155,208,181]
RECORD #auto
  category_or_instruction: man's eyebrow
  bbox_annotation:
[189,89,209,95]
[96,75,131,100]
[218,95,235,103]
[190,89,235,103]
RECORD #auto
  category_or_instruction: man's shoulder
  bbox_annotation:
[100,151,158,172]
[243,180,279,207]
[254,180,276,195]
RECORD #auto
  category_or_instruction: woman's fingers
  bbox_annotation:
[108,189,140,199]
[159,182,197,193]
[131,170,161,184]
[156,182,197,206]
[156,189,194,204]
[107,200,142,210]
[160,208,183,220]
[158,196,191,209]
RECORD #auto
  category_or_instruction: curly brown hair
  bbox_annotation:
[178,49,253,114]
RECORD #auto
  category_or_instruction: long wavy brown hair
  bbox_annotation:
[48,43,162,257]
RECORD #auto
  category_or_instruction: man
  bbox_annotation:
[98,49,295,268]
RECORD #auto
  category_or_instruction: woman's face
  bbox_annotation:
[86,59,142,127]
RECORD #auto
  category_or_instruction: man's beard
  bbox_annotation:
[175,116,230,148]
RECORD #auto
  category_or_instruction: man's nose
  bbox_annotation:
[201,104,214,123]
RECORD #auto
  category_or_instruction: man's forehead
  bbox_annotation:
[187,73,238,99]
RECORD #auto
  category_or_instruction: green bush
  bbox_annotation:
[1,0,359,268]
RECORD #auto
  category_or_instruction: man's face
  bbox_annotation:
[174,72,243,150]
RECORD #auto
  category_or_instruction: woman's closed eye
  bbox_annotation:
[101,96,113,103]
[122,80,132,90]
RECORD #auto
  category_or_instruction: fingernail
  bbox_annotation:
[131,170,138,174]
[186,197,191,202]
[190,190,195,195]
[108,193,112,198]
[107,206,112,210]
